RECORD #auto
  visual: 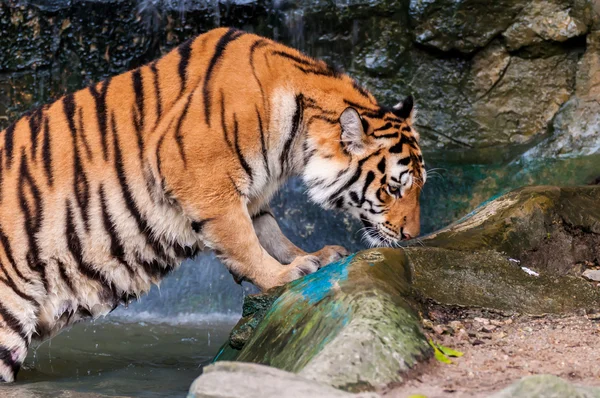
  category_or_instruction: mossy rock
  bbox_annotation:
[215,186,600,390]
[215,252,432,391]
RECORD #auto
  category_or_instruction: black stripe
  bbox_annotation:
[376,132,399,139]
[377,157,386,174]
[374,122,392,132]
[98,185,135,277]
[0,300,27,341]
[280,94,304,172]
[42,116,53,187]
[64,95,91,232]
[271,51,340,78]
[292,65,339,78]
[175,92,193,167]
[376,187,385,203]
[233,115,253,183]
[390,137,405,153]
[4,123,15,169]
[178,38,193,95]
[220,89,232,149]
[0,275,35,304]
[256,106,269,177]
[251,209,274,220]
[343,100,382,117]
[28,107,43,160]
[0,226,28,283]
[132,69,145,162]
[110,113,171,262]
[203,29,244,127]
[191,218,215,233]
[77,108,93,160]
[326,150,381,206]
[56,260,75,293]
[66,201,115,291]
[18,150,48,292]
[271,50,316,67]
[360,171,375,205]
[306,114,338,129]
[88,78,111,161]
[0,343,21,377]
[392,170,409,183]
[150,62,163,128]
[227,173,243,196]
[136,256,171,279]
[250,40,268,108]
[398,156,411,166]
[352,80,371,99]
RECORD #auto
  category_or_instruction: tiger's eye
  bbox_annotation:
[388,186,399,196]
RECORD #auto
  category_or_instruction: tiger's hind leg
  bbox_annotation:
[0,326,28,382]
[252,207,349,267]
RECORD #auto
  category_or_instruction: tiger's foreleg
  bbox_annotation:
[252,207,348,267]
[204,201,324,291]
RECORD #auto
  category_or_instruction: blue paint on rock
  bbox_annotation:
[293,254,356,305]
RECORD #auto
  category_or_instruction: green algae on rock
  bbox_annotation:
[215,252,432,391]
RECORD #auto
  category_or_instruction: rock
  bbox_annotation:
[525,31,600,159]
[503,0,592,51]
[215,253,432,391]
[481,325,498,333]
[408,0,524,53]
[491,374,600,398]
[409,186,600,314]
[188,362,378,398]
[582,269,600,282]
[469,50,577,147]
[214,186,600,391]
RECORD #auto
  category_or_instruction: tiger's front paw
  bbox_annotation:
[278,254,320,285]
[311,245,349,268]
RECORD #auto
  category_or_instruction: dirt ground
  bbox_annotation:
[384,309,600,398]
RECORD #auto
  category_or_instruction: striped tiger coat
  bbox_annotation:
[0,27,425,381]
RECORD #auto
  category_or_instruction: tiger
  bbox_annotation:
[0,27,425,381]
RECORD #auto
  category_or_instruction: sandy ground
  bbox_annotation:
[384,309,600,398]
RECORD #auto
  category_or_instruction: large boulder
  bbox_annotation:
[214,186,600,391]
[214,252,432,391]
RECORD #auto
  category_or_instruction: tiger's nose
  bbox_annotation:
[400,232,412,240]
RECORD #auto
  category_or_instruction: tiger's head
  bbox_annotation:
[304,95,426,247]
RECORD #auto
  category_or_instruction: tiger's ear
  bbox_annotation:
[392,95,414,120]
[340,107,366,154]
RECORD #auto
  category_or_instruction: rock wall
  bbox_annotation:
[0,0,598,237]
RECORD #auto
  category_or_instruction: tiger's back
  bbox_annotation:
[0,27,425,381]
